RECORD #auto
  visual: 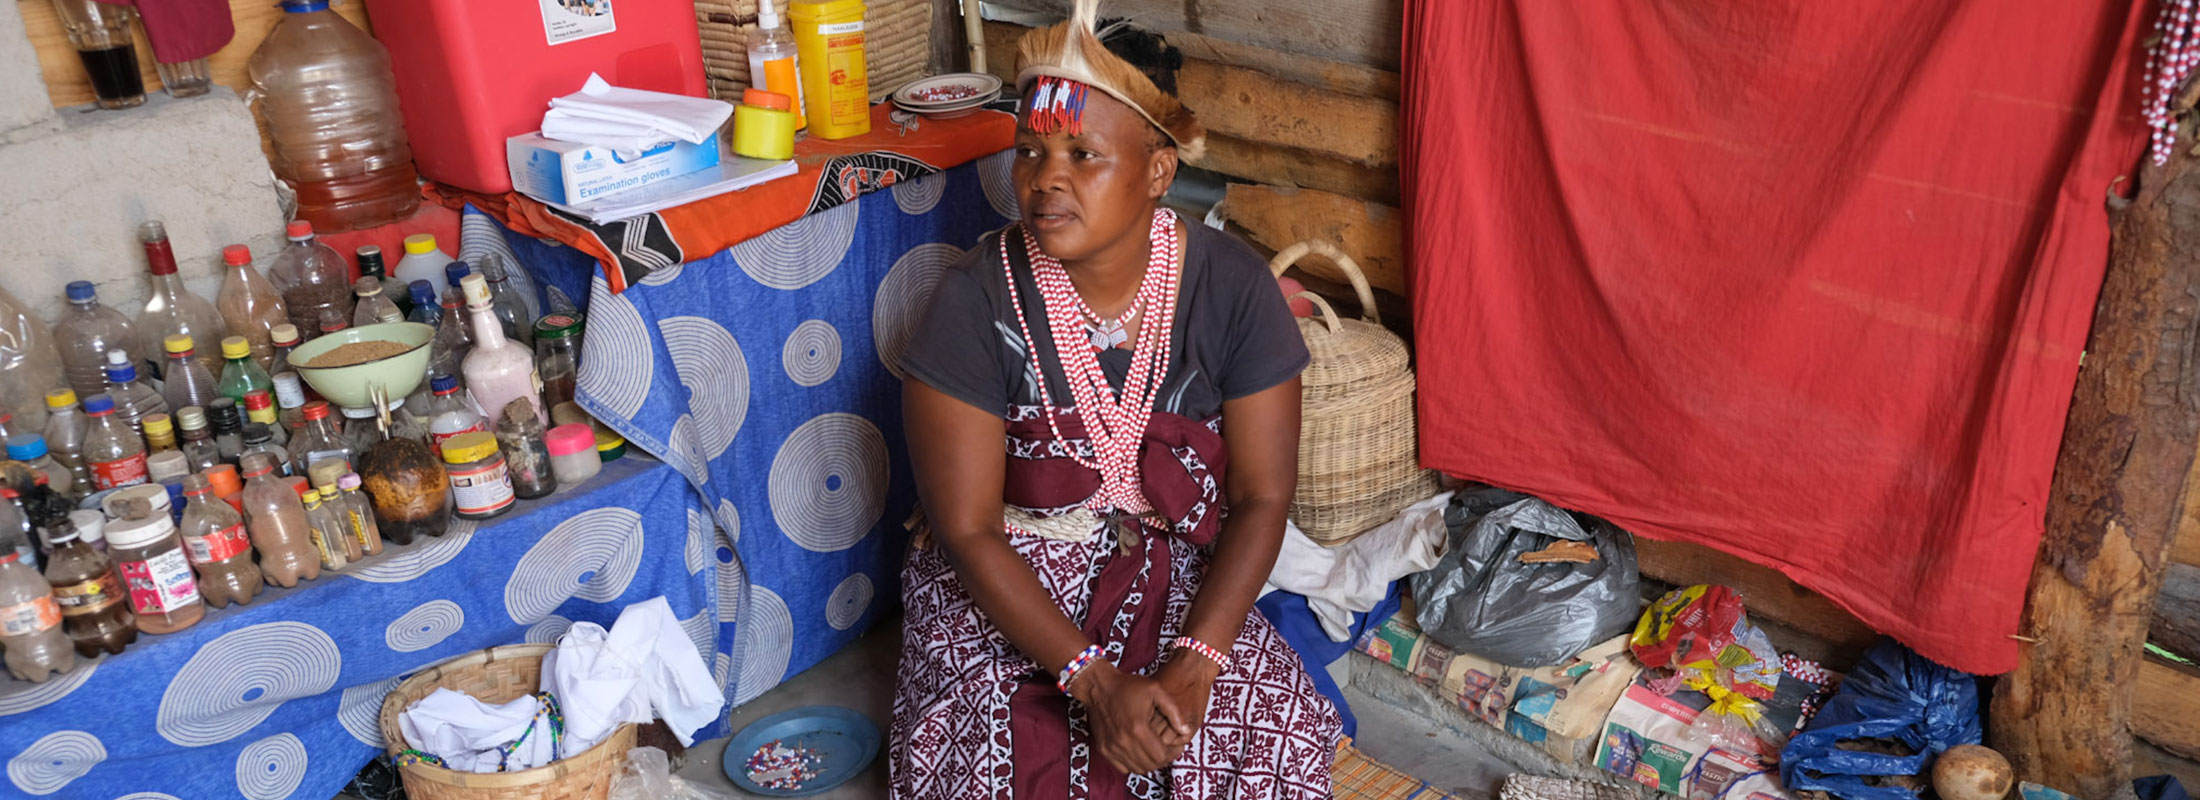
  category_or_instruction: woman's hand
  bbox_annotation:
[1150,652,1219,746]
[1071,662,1192,775]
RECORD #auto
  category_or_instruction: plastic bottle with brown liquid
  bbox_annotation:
[239,453,319,587]
[179,474,263,608]
[246,0,419,231]
[41,519,135,657]
[0,548,75,681]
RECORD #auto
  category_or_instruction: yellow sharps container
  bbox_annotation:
[789,0,871,139]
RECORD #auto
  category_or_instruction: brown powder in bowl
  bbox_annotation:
[307,340,414,368]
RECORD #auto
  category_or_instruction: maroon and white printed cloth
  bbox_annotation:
[892,405,1340,799]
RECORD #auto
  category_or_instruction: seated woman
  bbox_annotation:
[891,4,1342,798]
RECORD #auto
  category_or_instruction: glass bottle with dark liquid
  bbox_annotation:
[50,0,146,109]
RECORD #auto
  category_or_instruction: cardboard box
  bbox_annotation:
[506,132,723,206]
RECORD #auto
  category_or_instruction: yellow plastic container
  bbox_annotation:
[788,0,870,139]
[734,89,799,160]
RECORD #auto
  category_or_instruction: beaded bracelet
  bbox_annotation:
[1172,636,1235,673]
[1058,644,1107,695]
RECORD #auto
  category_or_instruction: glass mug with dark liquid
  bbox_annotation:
[50,0,146,109]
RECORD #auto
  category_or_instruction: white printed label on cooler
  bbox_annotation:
[540,0,617,45]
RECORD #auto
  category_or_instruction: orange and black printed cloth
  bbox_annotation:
[425,103,1016,293]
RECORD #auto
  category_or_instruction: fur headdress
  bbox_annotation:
[1015,0,1206,161]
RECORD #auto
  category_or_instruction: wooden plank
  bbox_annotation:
[1990,145,2200,797]
[1177,59,1394,168]
[1199,134,1400,205]
[1223,184,1406,298]
[21,0,373,108]
[2157,563,2200,659]
[2137,658,2200,761]
[986,0,1403,70]
[1630,538,1882,653]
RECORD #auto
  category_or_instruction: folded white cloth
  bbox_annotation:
[1263,492,1453,641]
[398,687,559,772]
[541,596,725,755]
[542,73,732,153]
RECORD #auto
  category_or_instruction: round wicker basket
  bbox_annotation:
[1270,240,1438,544]
[378,643,639,800]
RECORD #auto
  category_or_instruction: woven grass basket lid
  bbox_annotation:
[1268,240,1409,395]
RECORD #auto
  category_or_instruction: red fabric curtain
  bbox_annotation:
[1403,0,2149,673]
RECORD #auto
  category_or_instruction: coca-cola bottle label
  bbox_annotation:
[184,524,253,564]
[90,452,149,490]
[0,595,61,634]
[53,574,123,615]
[118,549,202,614]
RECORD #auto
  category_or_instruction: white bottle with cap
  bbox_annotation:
[747,0,806,126]
[458,274,544,426]
[393,234,457,293]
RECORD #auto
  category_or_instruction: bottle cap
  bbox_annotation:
[142,413,172,437]
[303,400,332,421]
[445,261,471,288]
[243,422,273,444]
[82,393,116,416]
[44,520,80,547]
[295,481,314,500]
[271,324,301,346]
[176,406,208,430]
[273,373,306,407]
[339,473,362,491]
[44,389,76,410]
[146,450,191,483]
[357,245,385,276]
[65,281,97,303]
[318,309,347,333]
[5,434,46,460]
[595,429,627,452]
[205,464,242,496]
[239,453,277,478]
[535,314,585,341]
[103,350,136,383]
[409,280,438,307]
[101,484,172,526]
[221,336,252,360]
[244,389,274,412]
[223,244,252,266]
[183,473,211,494]
[546,423,596,457]
[461,273,491,307]
[404,234,439,255]
[310,459,346,489]
[743,88,793,111]
[286,220,313,241]
[355,277,382,297]
[209,398,243,431]
[431,374,459,395]
[758,0,780,28]
[441,431,500,464]
[164,334,195,355]
[68,510,105,546]
[105,511,177,550]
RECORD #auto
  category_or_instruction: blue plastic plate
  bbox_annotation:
[721,705,880,796]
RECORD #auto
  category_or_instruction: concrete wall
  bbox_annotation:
[0,0,286,326]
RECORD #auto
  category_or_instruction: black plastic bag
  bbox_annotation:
[1409,490,1640,667]
[1779,640,1982,800]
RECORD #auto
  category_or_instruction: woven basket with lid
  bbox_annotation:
[695,0,932,102]
[1271,240,1439,544]
[378,643,638,800]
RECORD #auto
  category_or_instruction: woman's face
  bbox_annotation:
[1013,88,1178,264]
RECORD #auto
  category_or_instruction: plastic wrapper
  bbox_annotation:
[608,746,734,800]
[1410,490,1640,666]
[1632,584,1782,700]
[1778,640,1982,800]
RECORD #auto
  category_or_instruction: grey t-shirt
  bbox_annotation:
[901,222,1310,420]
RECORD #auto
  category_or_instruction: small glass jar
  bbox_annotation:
[533,314,584,412]
[440,431,515,520]
[545,423,600,489]
[496,399,555,500]
[104,513,204,634]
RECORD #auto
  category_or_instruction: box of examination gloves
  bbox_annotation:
[507,132,722,206]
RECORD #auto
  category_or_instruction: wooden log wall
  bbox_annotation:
[19,0,373,108]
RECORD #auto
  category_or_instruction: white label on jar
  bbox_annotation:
[818,20,864,34]
[449,460,517,516]
[118,548,201,614]
[541,0,616,45]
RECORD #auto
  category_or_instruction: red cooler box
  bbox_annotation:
[363,0,709,194]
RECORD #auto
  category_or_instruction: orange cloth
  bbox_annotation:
[425,104,1015,292]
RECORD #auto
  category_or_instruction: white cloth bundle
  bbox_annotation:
[397,688,560,772]
[542,73,732,153]
[1263,492,1453,641]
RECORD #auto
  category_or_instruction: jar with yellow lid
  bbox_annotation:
[440,431,515,520]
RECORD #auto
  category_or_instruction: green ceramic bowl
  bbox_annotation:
[288,322,435,409]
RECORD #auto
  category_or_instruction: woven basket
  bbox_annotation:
[1271,240,1437,544]
[378,643,639,800]
[696,0,933,102]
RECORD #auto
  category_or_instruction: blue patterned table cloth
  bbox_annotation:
[0,456,723,799]
[490,151,1017,708]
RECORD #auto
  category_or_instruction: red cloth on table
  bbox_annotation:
[425,104,1016,293]
[1402,0,2149,673]
[101,0,231,64]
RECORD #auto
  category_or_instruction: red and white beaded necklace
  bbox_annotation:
[1000,209,1184,518]
[2146,0,2200,165]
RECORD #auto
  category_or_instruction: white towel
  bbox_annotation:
[1263,492,1453,641]
[397,687,560,772]
[541,596,726,755]
[542,73,732,152]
